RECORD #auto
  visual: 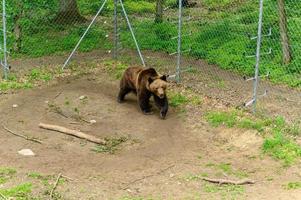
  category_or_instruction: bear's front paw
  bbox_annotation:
[160,112,167,119]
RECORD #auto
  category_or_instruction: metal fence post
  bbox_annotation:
[119,0,146,67]
[113,0,118,60]
[62,0,108,69]
[176,0,183,83]
[2,0,8,79]
[252,0,264,113]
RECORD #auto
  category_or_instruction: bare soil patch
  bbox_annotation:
[0,66,300,199]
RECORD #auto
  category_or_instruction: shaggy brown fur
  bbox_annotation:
[118,67,169,119]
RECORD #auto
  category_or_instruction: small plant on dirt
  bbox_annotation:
[47,103,66,117]
[284,181,301,190]
[29,68,52,82]
[203,183,245,199]
[205,162,248,178]
[92,136,128,154]
[0,183,33,199]
[0,79,33,91]
[169,92,189,108]
[0,167,17,184]
[104,60,128,80]
[205,110,301,166]
[64,98,71,106]
[74,107,80,114]
[263,132,301,166]
[205,110,238,128]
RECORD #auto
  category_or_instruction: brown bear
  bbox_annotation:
[118,67,169,119]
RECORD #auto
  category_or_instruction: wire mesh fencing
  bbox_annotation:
[0,0,300,121]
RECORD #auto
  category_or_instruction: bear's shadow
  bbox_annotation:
[119,94,163,116]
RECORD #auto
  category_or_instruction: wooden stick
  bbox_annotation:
[50,173,62,199]
[39,123,106,145]
[122,164,175,190]
[201,177,255,185]
[3,125,42,144]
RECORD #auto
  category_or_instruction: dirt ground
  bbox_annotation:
[1,57,301,199]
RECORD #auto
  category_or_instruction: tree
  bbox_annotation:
[55,0,86,24]
[277,0,292,64]
[155,0,164,23]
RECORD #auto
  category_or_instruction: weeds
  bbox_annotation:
[0,183,33,199]
[205,110,301,166]
[284,182,301,190]
[92,136,128,154]
[203,183,245,199]
[104,60,128,80]
[263,132,301,166]
[0,167,17,184]
[169,92,189,108]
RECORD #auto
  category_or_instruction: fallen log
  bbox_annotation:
[39,123,106,145]
[201,177,255,185]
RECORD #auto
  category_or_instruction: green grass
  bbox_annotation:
[169,92,189,107]
[284,181,301,190]
[205,110,301,166]
[5,0,301,88]
[263,132,301,166]
[29,68,52,82]
[104,60,129,80]
[0,183,33,200]
[0,167,17,184]
[203,183,245,199]
[0,80,33,91]
[205,110,238,128]
[205,162,249,179]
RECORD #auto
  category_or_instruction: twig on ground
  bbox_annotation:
[61,175,75,181]
[201,177,255,185]
[0,192,8,200]
[122,164,175,190]
[50,173,62,199]
[3,125,42,144]
[54,91,62,99]
[39,123,106,145]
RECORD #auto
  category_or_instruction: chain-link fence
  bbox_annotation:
[0,0,300,121]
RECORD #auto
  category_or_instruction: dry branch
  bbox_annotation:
[201,177,255,185]
[39,123,106,145]
[50,173,62,199]
[3,125,42,144]
[122,164,175,190]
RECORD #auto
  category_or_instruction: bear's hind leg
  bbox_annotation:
[117,87,131,103]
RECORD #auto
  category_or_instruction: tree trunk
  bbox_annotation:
[55,0,86,24]
[155,0,164,23]
[277,0,292,64]
[12,2,23,52]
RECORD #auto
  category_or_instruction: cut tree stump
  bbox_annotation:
[39,123,106,145]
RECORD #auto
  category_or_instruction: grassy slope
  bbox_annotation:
[2,0,301,87]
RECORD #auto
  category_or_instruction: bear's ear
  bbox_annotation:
[160,75,169,81]
[148,77,154,84]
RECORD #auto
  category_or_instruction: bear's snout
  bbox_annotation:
[159,94,165,99]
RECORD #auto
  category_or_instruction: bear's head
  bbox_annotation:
[147,75,169,99]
